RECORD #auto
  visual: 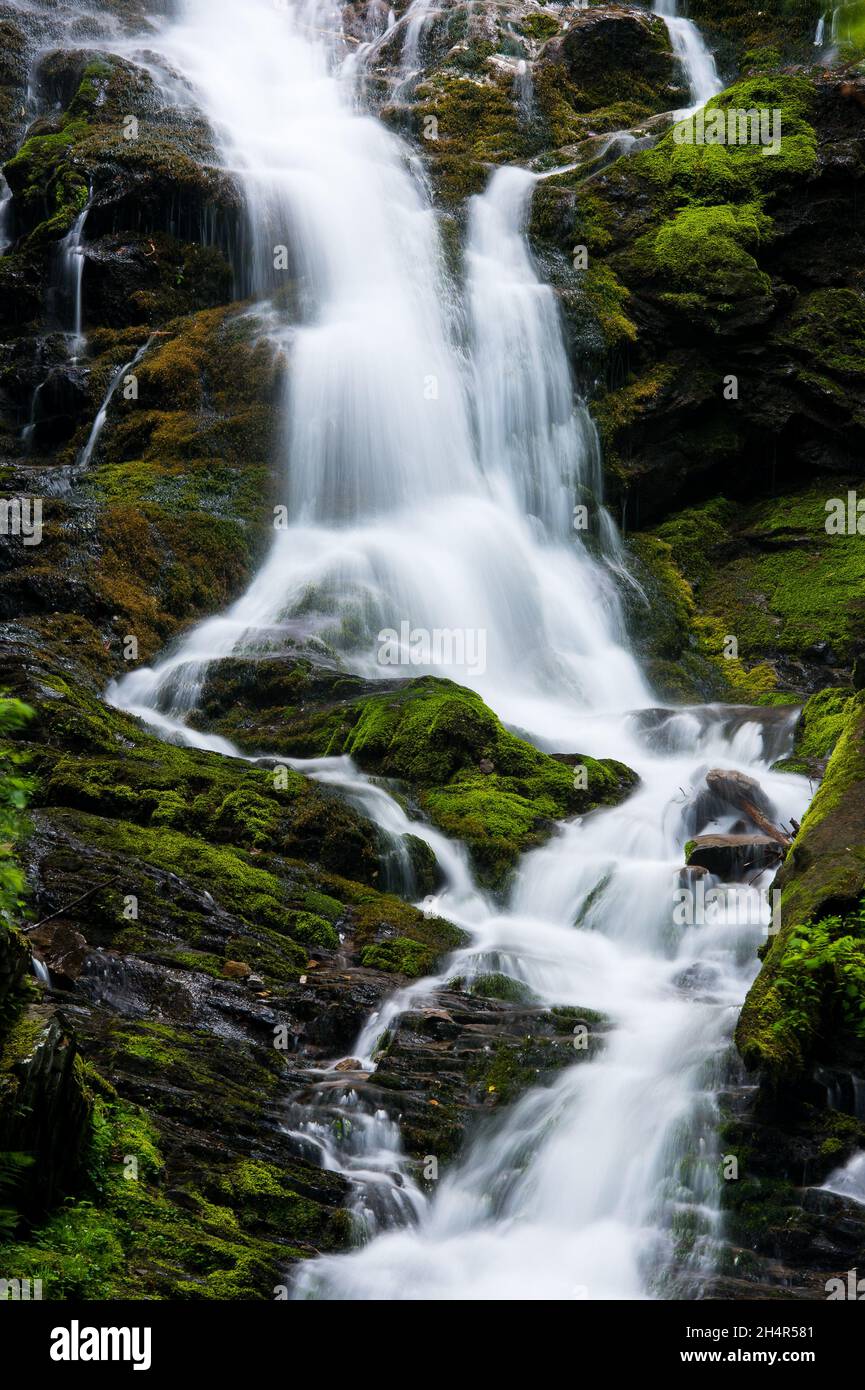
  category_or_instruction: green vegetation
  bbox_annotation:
[0,697,33,928]
[230,676,637,888]
[776,688,857,775]
[628,487,865,701]
[0,1090,348,1298]
[737,696,865,1081]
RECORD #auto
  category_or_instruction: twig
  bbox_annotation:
[23,876,122,934]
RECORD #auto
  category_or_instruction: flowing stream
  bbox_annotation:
[653,0,722,111]
[98,0,812,1298]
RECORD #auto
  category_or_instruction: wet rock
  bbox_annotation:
[686,833,783,879]
[543,5,687,115]
[222,960,252,980]
[27,920,89,982]
[0,1006,92,1211]
[333,1057,363,1072]
[0,920,30,1008]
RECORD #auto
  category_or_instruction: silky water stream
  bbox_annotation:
[92,0,811,1298]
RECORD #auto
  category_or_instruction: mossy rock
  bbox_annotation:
[219,675,638,889]
[736,693,865,1083]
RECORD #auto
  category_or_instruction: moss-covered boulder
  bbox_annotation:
[197,671,638,889]
[627,486,865,701]
[529,71,865,521]
[534,4,687,144]
[736,693,865,1082]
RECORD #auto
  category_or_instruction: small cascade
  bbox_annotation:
[78,337,155,470]
[822,1149,865,1205]
[0,175,12,254]
[53,203,89,358]
[21,379,46,453]
[400,0,439,77]
[513,58,535,123]
[653,0,722,111]
[31,956,51,986]
[283,1087,426,1240]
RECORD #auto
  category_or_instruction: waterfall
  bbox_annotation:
[0,176,12,254]
[57,204,89,358]
[400,0,440,76]
[98,0,814,1300]
[77,337,155,470]
[110,0,648,737]
[653,0,722,112]
[513,57,535,121]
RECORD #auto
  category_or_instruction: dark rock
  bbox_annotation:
[687,833,784,879]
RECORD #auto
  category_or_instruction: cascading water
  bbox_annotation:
[0,176,12,255]
[110,0,648,736]
[99,0,813,1299]
[653,0,722,111]
[56,204,89,358]
[77,336,154,470]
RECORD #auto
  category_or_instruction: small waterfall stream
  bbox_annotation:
[77,336,155,470]
[89,0,813,1298]
[56,204,89,358]
[653,0,722,111]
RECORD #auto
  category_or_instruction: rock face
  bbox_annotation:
[726,694,865,1296]
[0,0,862,1304]
[687,833,784,879]
[0,1006,92,1211]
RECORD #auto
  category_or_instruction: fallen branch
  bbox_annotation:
[23,876,122,934]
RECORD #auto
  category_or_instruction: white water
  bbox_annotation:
[99,0,814,1299]
[58,204,88,358]
[77,336,154,469]
[653,0,722,112]
[400,0,439,75]
[0,176,12,254]
[823,1150,865,1205]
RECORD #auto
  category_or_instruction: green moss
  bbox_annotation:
[348,889,466,975]
[467,1030,578,1105]
[302,890,343,922]
[630,485,865,701]
[698,488,865,667]
[232,676,635,889]
[520,13,561,42]
[359,936,433,976]
[470,972,535,1003]
[688,0,826,63]
[776,688,857,775]
[636,201,773,311]
[774,288,865,379]
[288,911,339,951]
[0,1079,350,1298]
[4,117,90,243]
[737,696,865,1081]
[580,263,637,349]
[411,74,529,203]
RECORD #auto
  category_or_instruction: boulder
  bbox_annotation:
[686,833,784,879]
[27,920,89,982]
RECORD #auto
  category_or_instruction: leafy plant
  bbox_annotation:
[0,696,36,928]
